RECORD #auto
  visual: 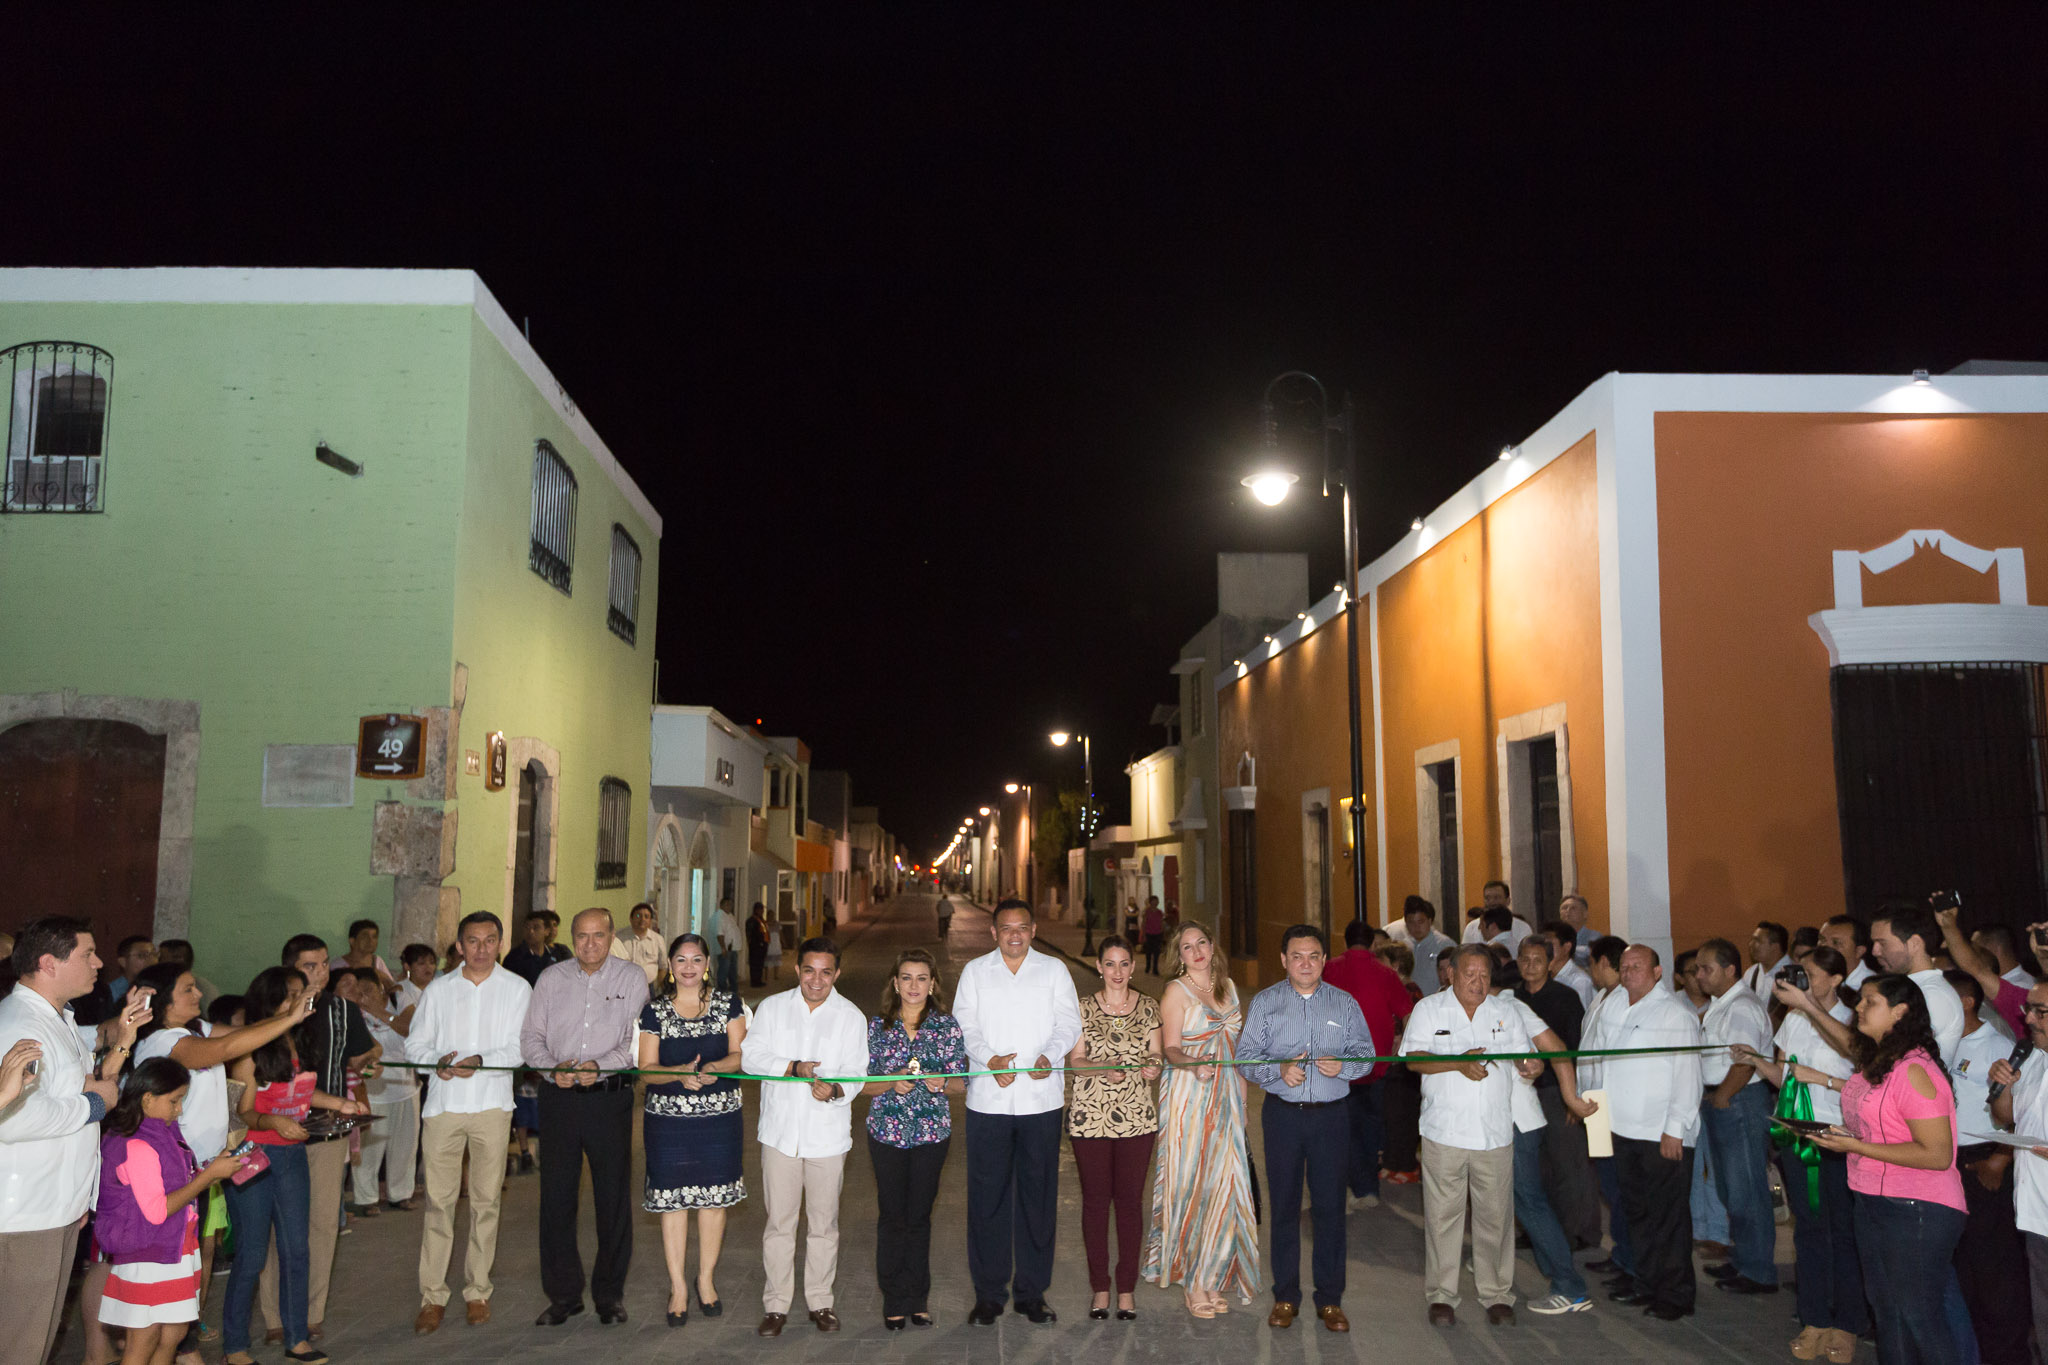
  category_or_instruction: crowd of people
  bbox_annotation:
[5,886,2048,1365]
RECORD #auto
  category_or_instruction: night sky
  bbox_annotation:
[8,11,2045,857]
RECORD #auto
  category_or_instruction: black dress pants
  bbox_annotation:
[870,1137,950,1317]
[1614,1134,1695,1312]
[1262,1098,1349,1308]
[964,1109,1061,1306]
[1955,1147,2033,1365]
[538,1084,635,1308]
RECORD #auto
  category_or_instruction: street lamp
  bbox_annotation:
[1251,370,1369,930]
[1049,729,1099,953]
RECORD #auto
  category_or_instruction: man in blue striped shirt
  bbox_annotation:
[1237,924,1377,1333]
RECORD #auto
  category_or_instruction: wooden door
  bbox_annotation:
[0,718,166,967]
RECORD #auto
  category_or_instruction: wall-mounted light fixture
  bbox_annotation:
[315,442,362,477]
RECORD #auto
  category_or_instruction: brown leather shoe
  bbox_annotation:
[1318,1305,1350,1332]
[414,1304,445,1335]
[265,1330,284,1345]
[1267,1301,1298,1329]
[757,1313,786,1337]
[809,1308,841,1332]
[1429,1303,1456,1327]
[1487,1304,1515,1326]
[466,1300,491,1326]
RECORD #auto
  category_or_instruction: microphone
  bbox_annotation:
[1989,1038,2035,1102]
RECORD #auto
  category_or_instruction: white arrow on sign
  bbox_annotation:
[372,763,406,773]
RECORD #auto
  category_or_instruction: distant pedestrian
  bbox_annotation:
[715,898,743,996]
[956,899,1083,1325]
[863,948,968,1329]
[639,933,747,1326]
[936,896,954,939]
[1141,899,1166,975]
[747,905,771,988]
[523,909,649,1329]
[766,921,785,982]
[1237,925,1375,1333]
[1123,901,1140,943]
[743,938,869,1336]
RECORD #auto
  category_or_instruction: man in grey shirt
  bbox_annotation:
[1238,924,1376,1333]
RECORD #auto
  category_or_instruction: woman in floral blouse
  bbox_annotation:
[861,947,967,1329]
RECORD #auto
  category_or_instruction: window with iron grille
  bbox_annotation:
[596,777,631,889]
[529,440,578,593]
[4,341,113,513]
[607,524,641,643]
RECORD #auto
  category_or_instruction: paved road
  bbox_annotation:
[57,892,1806,1365]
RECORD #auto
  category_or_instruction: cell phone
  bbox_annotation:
[1929,890,1961,914]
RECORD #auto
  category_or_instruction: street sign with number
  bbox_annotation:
[356,714,426,780]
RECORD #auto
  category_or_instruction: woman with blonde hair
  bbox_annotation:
[1144,920,1261,1316]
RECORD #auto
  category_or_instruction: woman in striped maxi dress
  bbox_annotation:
[1144,921,1262,1316]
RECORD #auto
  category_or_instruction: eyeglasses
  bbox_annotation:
[2023,1004,2048,1019]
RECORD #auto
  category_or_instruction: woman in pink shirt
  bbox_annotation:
[1812,974,1964,1365]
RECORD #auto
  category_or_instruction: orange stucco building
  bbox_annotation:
[1215,371,2048,994]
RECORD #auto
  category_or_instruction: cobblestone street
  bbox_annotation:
[58,892,1802,1365]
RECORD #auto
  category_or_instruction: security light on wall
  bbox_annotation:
[315,442,362,477]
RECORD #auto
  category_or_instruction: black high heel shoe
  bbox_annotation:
[885,1318,907,1331]
[666,1304,688,1328]
[909,1313,933,1328]
[1116,1306,1138,1321]
[696,1287,722,1319]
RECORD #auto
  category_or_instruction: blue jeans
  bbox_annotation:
[1690,1126,1730,1245]
[1346,1081,1385,1198]
[1702,1084,1777,1283]
[1594,1156,1633,1273]
[1779,1147,1866,1334]
[1514,1127,1587,1298]
[1854,1193,1965,1365]
[224,1142,311,1352]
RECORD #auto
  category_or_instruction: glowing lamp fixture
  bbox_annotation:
[1912,369,1931,384]
[1004,782,1019,793]
[1049,731,1071,747]
[1497,445,1514,463]
[1410,516,1423,532]
[978,806,991,816]
[1241,470,1299,506]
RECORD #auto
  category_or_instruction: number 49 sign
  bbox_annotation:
[356,714,426,780]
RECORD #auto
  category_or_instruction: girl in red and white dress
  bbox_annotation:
[97,1057,247,1365]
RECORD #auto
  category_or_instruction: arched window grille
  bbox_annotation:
[596,777,632,889]
[607,524,642,644]
[529,440,578,592]
[4,341,113,513]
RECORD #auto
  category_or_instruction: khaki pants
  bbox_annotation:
[0,1216,81,1365]
[1421,1136,1516,1308]
[760,1146,846,1314]
[261,1137,347,1331]
[417,1108,512,1306]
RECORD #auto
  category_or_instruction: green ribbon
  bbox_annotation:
[1768,1053,1822,1214]
[372,1042,1716,1088]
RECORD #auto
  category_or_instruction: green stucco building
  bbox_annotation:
[0,268,661,989]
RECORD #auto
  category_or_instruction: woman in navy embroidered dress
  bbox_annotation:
[861,947,968,1329]
[638,933,746,1326]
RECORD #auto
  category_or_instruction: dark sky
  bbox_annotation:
[8,11,2045,857]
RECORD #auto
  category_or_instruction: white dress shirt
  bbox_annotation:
[1773,1002,1855,1126]
[1702,984,1773,1088]
[1910,968,1965,1067]
[1462,915,1532,955]
[741,987,868,1159]
[954,948,1083,1116]
[716,910,743,953]
[404,964,531,1117]
[1845,960,1873,991]
[609,929,666,986]
[1952,1021,2010,1144]
[1505,994,1549,1134]
[0,986,101,1232]
[1555,959,1597,1012]
[1576,984,1626,1093]
[1602,987,1703,1146]
[1401,988,1534,1152]
[2006,965,2039,991]
[359,1008,415,1107]
[1741,960,1784,997]
[2008,1052,2048,1236]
